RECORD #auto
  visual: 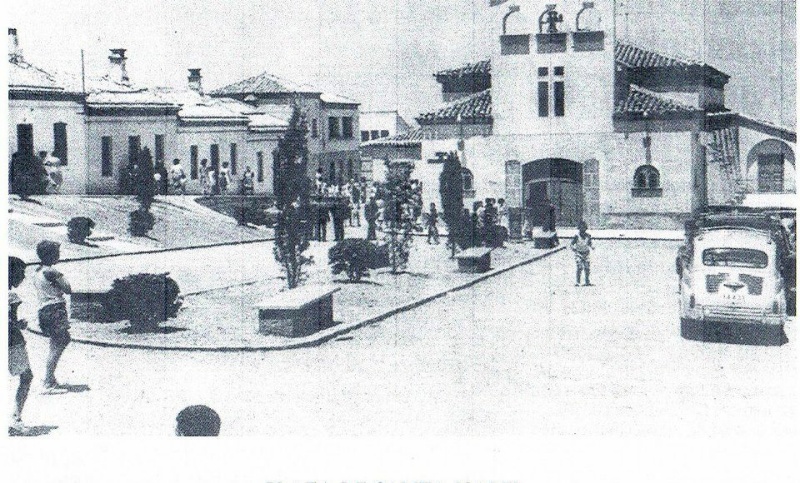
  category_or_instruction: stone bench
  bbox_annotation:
[454,247,492,273]
[255,285,341,337]
[70,282,114,322]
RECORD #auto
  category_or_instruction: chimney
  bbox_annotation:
[108,48,129,84]
[8,28,21,62]
[188,68,203,95]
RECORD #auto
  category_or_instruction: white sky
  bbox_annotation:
[7,0,796,126]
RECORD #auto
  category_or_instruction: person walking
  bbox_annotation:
[426,202,440,245]
[497,198,510,245]
[332,199,347,241]
[219,162,231,195]
[9,256,34,434]
[241,167,255,195]
[42,151,63,193]
[199,159,210,195]
[365,196,379,241]
[570,221,594,286]
[350,179,362,227]
[33,241,72,393]
[170,159,187,195]
[316,202,330,242]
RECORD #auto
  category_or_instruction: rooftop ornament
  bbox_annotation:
[575,2,595,31]
[538,4,563,34]
[501,4,522,35]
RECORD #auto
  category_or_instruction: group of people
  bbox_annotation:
[457,198,511,249]
[9,241,223,436]
[157,158,258,196]
[9,241,73,434]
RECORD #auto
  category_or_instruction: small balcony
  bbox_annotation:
[536,32,567,54]
[573,30,605,52]
[500,34,530,56]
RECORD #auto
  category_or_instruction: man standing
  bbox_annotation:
[364,196,379,241]
[316,201,330,242]
[170,159,187,195]
[426,202,440,245]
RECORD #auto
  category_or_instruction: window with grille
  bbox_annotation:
[154,134,165,162]
[257,152,264,182]
[342,117,353,138]
[101,136,112,177]
[53,122,67,164]
[632,165,662,197]
[230,143,237,175]
[190,145,199,179]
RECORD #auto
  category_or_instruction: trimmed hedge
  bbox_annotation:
[129,208,155,237]
[328,238,389,282]
[106,273,182,332]
[67,216,95,244]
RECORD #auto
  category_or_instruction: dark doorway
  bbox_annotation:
[758,154,784,193]
[523,158,583,228]
[17,124,33,157]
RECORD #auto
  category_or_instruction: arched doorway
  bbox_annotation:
[522,158,583,228]
[747,139,795,193]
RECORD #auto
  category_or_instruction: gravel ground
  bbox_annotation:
[8,195,274,262]
[11,240,797,439]
[49,241,555,348]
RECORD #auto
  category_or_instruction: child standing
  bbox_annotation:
[426,202,440,245]
[33,240,72,393]
[570,221,594,286]
[9,257,34,434]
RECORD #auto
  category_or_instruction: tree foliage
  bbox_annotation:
[439,151,466,256]
[107,273,182,332]
[272,103,314,289]
[127,147,157,236]
[10,151,48,200]
[382,160,422,274]
[328,238,388,282]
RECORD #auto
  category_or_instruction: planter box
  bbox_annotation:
[572,30,605,51]
[256,285,341,337]
[71,290,113,322]
[536,33,567,53]
[501,34,530,55]
[455,247,492,273]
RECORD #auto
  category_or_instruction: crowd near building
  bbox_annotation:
[7,28,360,196]
[361,0,797,231]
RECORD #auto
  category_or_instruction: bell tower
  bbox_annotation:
[492,0,615,136]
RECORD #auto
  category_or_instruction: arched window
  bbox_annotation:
[461,168,475,198]
[632,165,662,197]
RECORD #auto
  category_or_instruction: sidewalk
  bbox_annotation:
[557,228,683,241]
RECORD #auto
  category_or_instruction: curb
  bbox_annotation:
[26,246,566,352]
[27,236,276,266]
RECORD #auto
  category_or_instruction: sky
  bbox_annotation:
[7,0,796,127]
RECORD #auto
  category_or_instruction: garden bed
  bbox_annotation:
[59,241,561,349]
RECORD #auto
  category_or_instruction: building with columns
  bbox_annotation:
[361,0,796,231]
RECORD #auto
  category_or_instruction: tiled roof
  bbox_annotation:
[434,60,491,80]
[361,128,427,147]
[416,89,492,124]
[210,72,318,96]
[320,92,359,105]
[431,41,727,81]
[615,85,701,117]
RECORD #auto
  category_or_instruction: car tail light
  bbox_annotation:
[706,273,727,293]
[739,274,764,295]
[773,300,781,314]
[690,295,696,308]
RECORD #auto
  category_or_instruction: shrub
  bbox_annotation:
[106,273,182,332]
[67,217,95,244]
[328,238,384,282]
[10,152,48,200]
[129,208,155,237]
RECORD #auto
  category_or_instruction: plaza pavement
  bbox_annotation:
[11,240,797,437]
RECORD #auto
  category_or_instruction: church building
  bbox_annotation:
[361,0,796,231]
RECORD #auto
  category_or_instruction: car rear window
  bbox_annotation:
[702,248,768,268]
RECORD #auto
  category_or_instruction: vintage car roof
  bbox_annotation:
[688,212,783,234]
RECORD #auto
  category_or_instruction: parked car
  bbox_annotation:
[678,212,791,345]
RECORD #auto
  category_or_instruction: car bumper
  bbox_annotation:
[684,305,786,326]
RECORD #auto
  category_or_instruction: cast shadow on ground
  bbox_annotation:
[60,384,91,393]
[73,241,99,248]
[119,326,188,335]
[9,425,58,437]
[333,279,384,286]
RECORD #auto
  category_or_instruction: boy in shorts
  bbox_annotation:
[33,240,72,393]
[9,256,34,434]
[570,221,594,286]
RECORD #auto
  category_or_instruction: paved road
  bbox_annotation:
[15,240,797,437]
